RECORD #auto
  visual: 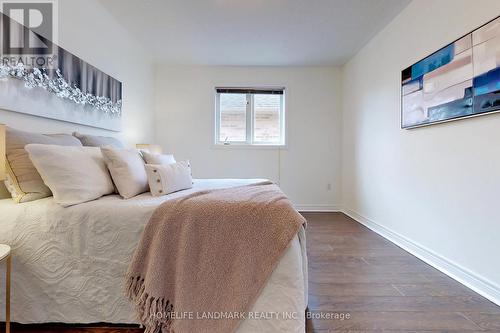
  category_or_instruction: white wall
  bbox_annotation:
[155,66,341,210]
[0,0,155,144]
[342,0,500,302]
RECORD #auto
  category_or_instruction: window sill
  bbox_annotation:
[211,144,287,150]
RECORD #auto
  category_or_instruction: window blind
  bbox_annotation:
[215,88,284,95]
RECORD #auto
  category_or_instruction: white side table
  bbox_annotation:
[0,245,10,333]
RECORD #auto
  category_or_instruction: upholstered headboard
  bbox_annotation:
[0,182,9,199]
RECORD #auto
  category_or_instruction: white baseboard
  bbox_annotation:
[343,208,500,307]
[294,204,342,212]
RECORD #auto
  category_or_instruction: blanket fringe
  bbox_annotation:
[125,276,175,333]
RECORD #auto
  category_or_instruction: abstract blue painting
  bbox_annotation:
[401,16,500,129]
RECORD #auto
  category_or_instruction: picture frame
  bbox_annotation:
[401,15,500,129]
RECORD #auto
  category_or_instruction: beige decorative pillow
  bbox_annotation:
[25,144,115,207]
[141,151,176,165]
[145,161,193,196]
[5,127,83,203]
[73,132,125,148]
[101,147,149,199]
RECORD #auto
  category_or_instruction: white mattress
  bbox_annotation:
[0,179,307,332]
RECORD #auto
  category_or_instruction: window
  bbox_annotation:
[215,88,285,146]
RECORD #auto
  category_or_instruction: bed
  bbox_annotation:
[0,178,308,332]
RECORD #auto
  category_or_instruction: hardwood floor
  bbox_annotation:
[3,212,499,332]
[304,212,500,332]
[0,324,143,333]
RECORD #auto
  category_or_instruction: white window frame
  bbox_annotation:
[215,87,286,147]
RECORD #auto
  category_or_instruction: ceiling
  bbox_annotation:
[98,0,410,66]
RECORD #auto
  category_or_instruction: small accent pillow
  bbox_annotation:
[5,127,83,203]
[145,161,193,196]
[101,147,149,199]
[24,144,115,207]
[73,132,125,148]
[141,151,176,165]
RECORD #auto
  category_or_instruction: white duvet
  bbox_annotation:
[0,179,307,332]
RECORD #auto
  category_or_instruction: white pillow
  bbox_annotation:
[141,151,176,165]
[73,132,125,148]
[145,161,193,196]
[101,147,149,199]
[25,144,114,207]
